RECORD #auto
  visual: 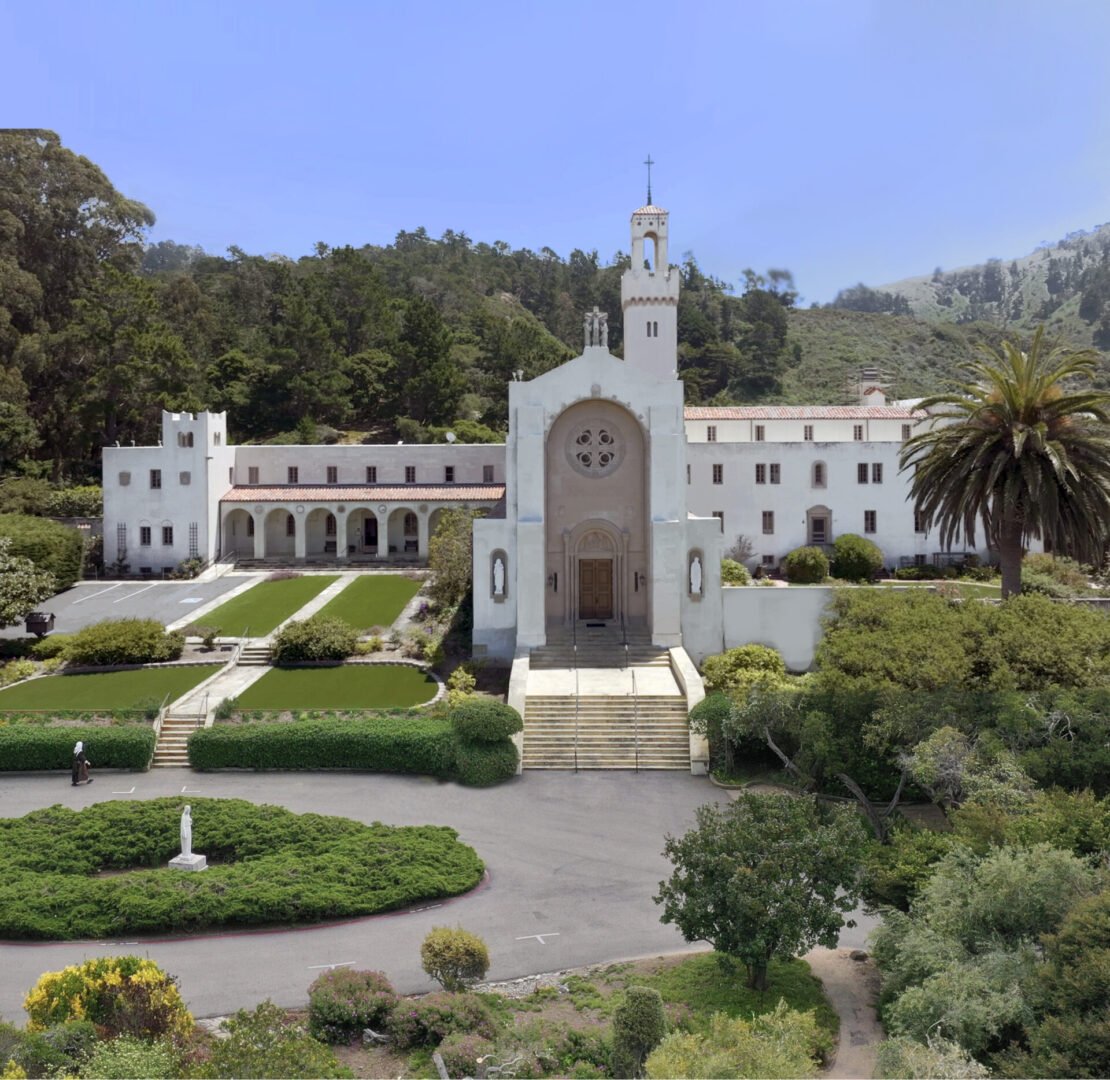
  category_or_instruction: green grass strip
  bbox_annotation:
[0,665,221,711]
[236,665,438,710]
[199,575,339,636]
[314,574,421,630]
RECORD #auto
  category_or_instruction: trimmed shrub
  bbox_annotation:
[271,616,358,665]
[387,992,497,1049]
[687,692,733,738]
[612,986,666,1079]
[189,716,457,775]
[29,634,70,660]
[421,926,490,991]
[893,565,939,580]
[65,619,184,666]
[784,546,828,584]
[184,624,221,650]
[43,486,102,518]
[830,533,883,581]
[0,514,83,589]
[700,645,788,695]
[307,969,398,1043]
[0,660,35,687]
[720,558,750,585]
[0,725,155,771]
[454,741,519,786]
[449,698,522,743]
[23,956,193,1040]
[81,1035,177,1080]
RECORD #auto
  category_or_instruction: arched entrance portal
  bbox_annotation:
[576,528,616,620]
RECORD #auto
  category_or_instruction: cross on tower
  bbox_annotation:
[643,154,654,204]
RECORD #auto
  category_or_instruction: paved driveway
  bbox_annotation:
[0,577,249,639]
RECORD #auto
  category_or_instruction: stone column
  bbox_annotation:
[417,505,430,559]
[334,508,348,563]
[252,511,265,559]
[293,508,306,561]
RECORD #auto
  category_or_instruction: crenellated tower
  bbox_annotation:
[621,201,680,380]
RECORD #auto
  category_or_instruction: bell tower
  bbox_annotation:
[621,193,680,380]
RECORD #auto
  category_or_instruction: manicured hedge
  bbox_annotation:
[454,740,519,786]
[448,698,523,743]
[0,513,83,589]
[64,619,184,666]
[189,716,457,775]
[0,797,485,939]
[0,724,155,771]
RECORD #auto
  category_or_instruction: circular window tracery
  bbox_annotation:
[567,424,623,477]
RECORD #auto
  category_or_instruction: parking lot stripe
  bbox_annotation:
[71,583,123,604]
[114,583,156,603]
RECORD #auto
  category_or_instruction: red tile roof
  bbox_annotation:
[220,484,505,503]
[684,406,925,420]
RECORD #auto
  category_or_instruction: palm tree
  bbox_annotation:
[900,326,1110,597]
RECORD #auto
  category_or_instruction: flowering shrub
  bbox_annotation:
[436,1033,495,1077]
[307,968,398,1043]
[387,992,498,1049]
[23,956,193,1041]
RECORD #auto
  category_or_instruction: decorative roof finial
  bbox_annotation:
[643,154,654,205]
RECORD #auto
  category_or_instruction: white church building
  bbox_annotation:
[103,201,990,683]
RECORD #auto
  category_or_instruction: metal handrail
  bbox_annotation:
[573,638,580,774]
[236,626,250,665]
[153,690,173,738]
[631,666,640,773]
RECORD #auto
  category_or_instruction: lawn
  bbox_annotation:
[199,575,340,637]
[0,665,221,710]
[235,665,438,709]
[876,580,1002,598]
[314,574,421,630]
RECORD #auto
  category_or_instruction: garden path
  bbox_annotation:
[806,947,882,1078]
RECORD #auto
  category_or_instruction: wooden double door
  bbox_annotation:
[579,558,613,620]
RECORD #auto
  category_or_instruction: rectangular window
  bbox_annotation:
[706,425,717,442]
[228,467,233,484]
[762,554,775,567]
[286,514,295,537]
[118,471,130,486]
[914,511,927,533]
[712,511,724,524]
[366,465,377,484]
[858,463,869,484]
[162,525,174,546]
[762,511,774,535]
[813,462,825,487]
[139,526,151,546]
[213,431,221,445]
[872,462,883,484]
[444,465,455,483]
[803,424,814,441]
[179,471,191,486]
[864,510,877,534]
[247,517,254,537]
[405,465,416,484]
[754,424,765,442]
[248,466,259,485]
[770,463,780,484]
[150,469,161,489]
[686,463,691,484]
[853,424,864,441]
[902,423,912,441]
[755,463,766,484]
[914,553,927,566]
[483,465,494,483]
[712,463,723,484]
[287,466,298,484]
[326,465,338,484]
[325,515,336,536]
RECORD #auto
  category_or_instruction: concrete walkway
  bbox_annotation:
[526,665,683,696]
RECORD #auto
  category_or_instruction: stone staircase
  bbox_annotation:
[238,644,272,666]
[529,626,670,671]
[523,694,690,769]
[153,712,204,767]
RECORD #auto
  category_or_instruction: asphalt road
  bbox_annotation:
[0,770,879,1022]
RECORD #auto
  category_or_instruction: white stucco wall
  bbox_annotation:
[721,585,835,671]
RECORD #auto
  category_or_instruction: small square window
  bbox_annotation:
[902,424,912,441]
[755,464,766,484]
[864,510,877,534]
[287,466,299,484]
[162,525,174,546]
[803,424,814,441]
[150,469,161,490]
[762,554,775,567]
[858,463,869,484]
[914,553,927,566]
[179,471,191,486]
[405,465,416,484]
[139,526,151,546]
[706,425,717,443]
[762,511,774,535]
[769,464,780,484]
[178,432,193,448]
[853,424,864,441]
[326,465,338,484]
[712,463,723,484]
[754,424,765,442]
[711,511,724,524]
[118,471,131,486]
[445,465,455,483]
[367,466,377,483]
[248,466,259,485]
[872,462,883,484]
[483,465,494,483]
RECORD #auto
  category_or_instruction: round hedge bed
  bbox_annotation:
[0,798,485,940]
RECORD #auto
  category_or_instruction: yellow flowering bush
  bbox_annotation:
[24,956,193,1041]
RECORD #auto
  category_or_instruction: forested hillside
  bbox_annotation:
[3,129,1104,484]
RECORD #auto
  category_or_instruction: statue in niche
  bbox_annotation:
[689,555,702,596]
[493,556,505,596]
[180,805,192,857]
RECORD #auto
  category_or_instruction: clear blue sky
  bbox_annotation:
[7,0,1110,302]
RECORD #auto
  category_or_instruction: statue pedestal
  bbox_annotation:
[169,853,207,871]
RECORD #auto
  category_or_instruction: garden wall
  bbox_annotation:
[721,586,834,672]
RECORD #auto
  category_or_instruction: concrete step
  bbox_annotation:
[238,646,272,666]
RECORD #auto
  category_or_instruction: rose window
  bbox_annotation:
[567,424,623,477]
